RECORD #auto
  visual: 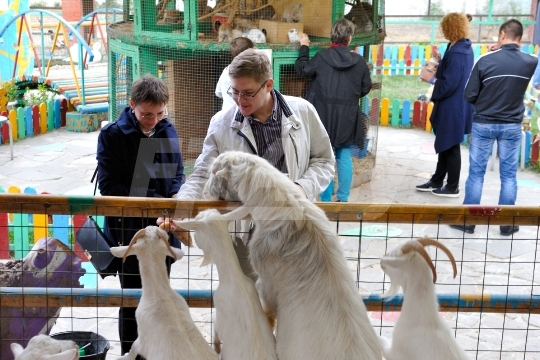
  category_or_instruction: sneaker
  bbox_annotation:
[449,224,475,234]
[431,186,459,198]
[500,225,519,236]
[416,180,443,192]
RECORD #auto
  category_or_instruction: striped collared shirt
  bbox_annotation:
[247,90,287,173]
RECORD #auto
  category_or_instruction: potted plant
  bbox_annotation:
[2,80,18,110]
[23,84,53,107]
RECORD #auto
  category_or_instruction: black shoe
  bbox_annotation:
[416,180,443,192]
[431,186,459,198]
[500,225,519,236]
[450,224,475,234]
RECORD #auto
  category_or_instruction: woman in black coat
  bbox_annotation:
[96,74,185,357]
[295,18,372,202]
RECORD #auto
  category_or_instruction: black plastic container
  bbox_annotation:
[50,331,110,360]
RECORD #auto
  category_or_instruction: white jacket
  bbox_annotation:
[177,91,335,201]
[215,65,236,110]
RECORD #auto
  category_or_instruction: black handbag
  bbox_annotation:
[76,216,119,279]
[75,167,120,279]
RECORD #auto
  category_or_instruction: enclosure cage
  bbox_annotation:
[107,0,384,177]
[1,195,540,359]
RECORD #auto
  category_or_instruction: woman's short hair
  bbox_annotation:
[440,13,471,43]
[230,37,255,59]
[131,74,169,105]
[331,18,356,45]
[229,48,271,84]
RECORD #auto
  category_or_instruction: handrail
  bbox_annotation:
[69,8,123,35]
[0,194,539,226]
[0,9,94,61]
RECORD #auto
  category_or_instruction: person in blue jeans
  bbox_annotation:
[450,19,537,236]
[295,18,372,202]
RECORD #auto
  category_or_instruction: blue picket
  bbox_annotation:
[25,106,33,137]
[402,100,411,126]
[52,214,70,246]
[54,99,61,129]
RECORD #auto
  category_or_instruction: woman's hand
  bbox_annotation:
[158,218,193,247]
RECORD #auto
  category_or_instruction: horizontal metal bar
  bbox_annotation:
[0,194,539,225]
[2,288,539,314]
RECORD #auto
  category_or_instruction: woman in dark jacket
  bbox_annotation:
[416,13,474,197]
[96,74,185,357]
[295,18,372,202]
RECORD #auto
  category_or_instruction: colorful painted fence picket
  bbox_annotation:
[378,96,539,169]
[0,185,98,261]
[0,98,67,146]
[357,43,539,75]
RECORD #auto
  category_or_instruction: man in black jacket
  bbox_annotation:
[450,19,537,236]
[295,18,372,202]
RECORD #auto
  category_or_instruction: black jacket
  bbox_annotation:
[464,43,538,124]
[295,45,372,148]
[96,107,185,247]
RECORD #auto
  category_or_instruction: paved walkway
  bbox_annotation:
[1,126,540,358]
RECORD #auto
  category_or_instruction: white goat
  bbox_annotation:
[110,226,218,360]
[179,209,278,360]
[11,334,79,360]
[203,151,382,360]
[380,238,469,360]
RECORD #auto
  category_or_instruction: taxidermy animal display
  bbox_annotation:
[11,334,79,360]
[110,226,218,360]
[203,151,382,360]
[218,22,244,43]
[179,209,278,360]
[379,238,469,360]
[245,29,267,43]
[345,1,374,33]
[282,2,303,23]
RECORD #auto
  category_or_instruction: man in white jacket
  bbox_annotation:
[179,48,335,201]
[172,49,335,277]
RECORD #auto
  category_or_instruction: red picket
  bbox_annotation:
[413,101,421,127]
[32,105,40,136]
[0,212,9,259]
[531,135,539,167]
[72,214,90,261]
[420,101,428,129]
[60,98,67,127]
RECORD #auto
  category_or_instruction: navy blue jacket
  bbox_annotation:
[97,107,185,247]
[464,43,538,124]
[295,45,372,148]
[430,39,474,153]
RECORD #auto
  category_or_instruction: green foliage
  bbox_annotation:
[2,80,19,102]
[23,84,53,107]
[98,0,123,9]
[30,0,49,8]
[426,0,445,21]
[381,75,430,103]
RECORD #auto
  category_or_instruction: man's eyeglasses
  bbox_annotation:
[227,81,268,101]
[137,106,168,121]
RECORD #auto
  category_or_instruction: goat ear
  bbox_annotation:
[171,248,184,261]
[45,349,78,360]
[110,245,129,258]
[177,219,200,231]
[215,167,229,179]
[10,342,24,357]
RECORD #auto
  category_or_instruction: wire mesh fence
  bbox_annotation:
[0,195,540,358]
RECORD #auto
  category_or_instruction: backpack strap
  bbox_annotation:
[91,166,98,196]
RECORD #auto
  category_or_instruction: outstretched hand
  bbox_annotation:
[300,33,310,47]
[158,218,193,247]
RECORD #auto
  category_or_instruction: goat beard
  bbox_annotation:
[382,280,401,299]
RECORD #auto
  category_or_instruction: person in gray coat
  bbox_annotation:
[295,18,372,202]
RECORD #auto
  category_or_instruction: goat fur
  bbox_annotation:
[110,226,218,360]
[10,334,78,360]
[179,209,278,360]
[203,151,382,360]
[380,238,469,360]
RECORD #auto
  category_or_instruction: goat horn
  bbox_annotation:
[402,241,438,283]
[122,229,146,263]
[417,238,458,279]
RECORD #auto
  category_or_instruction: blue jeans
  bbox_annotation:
[321,146,353,202]
[463,122,522,205]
